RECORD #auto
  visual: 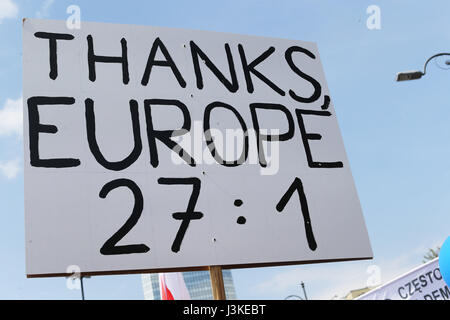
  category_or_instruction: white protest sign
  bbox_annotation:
[358,258,449,300]
[23,18,372,277]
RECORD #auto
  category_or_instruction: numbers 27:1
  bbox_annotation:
[98,177,203,255]
[97,176,317,255]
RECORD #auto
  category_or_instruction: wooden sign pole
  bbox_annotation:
[209,266,226,300]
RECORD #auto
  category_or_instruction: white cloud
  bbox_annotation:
[0,96,22,137]
[36,0,54,19]
[0,96,23,180]
[0,0,18,23]
[0,158,20,179]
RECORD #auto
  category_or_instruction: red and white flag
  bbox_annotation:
[159,272,191,300]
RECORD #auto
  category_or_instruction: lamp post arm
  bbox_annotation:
[423,53,450,75]
[284,295,303,300]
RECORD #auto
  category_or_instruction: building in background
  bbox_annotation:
[142,270,237,300]
[343,286,373,300]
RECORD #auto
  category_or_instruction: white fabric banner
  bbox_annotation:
[358,258,449,300]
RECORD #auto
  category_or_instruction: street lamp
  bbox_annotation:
[284,282,308,300]
[80,276,85,300]
[80,275,91,300]
[301,281,308,300]
[396,53,450,81]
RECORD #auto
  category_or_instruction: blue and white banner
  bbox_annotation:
[358,258,449,300]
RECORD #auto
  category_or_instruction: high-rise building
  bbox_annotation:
[142,270,237,300]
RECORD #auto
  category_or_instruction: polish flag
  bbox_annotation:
[159,272,191,300]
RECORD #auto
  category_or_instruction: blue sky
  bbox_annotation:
[0,0,449,299]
